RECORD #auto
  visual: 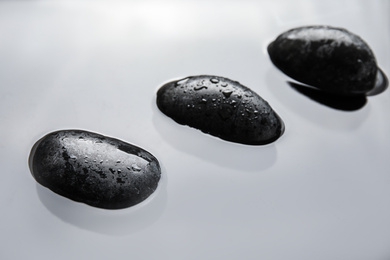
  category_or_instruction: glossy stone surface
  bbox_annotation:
[156,75,284,145]
[29,130,161,209]
[268,25,378,95]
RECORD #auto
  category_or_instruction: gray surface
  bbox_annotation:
[1,1,390,259]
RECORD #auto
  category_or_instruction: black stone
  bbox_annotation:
[156,75,284,145]
[268,25,378,95]
[29,130,161,209]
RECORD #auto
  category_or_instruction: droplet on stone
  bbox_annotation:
[194,85,208,91]
[28,130,161,209]
[132,164,142,172]
[210,78,219,84]
[222,90,233,98]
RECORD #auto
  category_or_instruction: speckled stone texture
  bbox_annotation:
[268,25,378,95]
[156,75,284,145]
[29,130,161,209]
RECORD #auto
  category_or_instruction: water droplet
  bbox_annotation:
[100,160,104,164]
[132,164,142,172]
[231,100,237,105]
[221,82,228,87]
[200,98,207,103]
[176,78,189,85]
[212,98,216,102]
[70,155,77,160]
[194,85,208,91]
[222,90,233,98]
[210,78,219,84]
[254,110,259,114]
[116,160,121,163]
[117,169,122,173]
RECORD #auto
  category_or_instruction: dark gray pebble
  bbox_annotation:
[156,75,284,145]
[268,25,378,95]
[29,130,161,209]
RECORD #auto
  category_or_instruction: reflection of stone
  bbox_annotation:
[36,172,167,236]
[367,68,389,96]
[288,82,367,111]
[29,130,161,209]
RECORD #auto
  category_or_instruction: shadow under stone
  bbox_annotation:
[366,68,388,96]
[288,82,367,111]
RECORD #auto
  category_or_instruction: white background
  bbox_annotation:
[1,1,390,259]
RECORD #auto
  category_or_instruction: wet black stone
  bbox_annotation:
[268,25,378,95]
[156,75,284,145]
[29,130,161,209]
